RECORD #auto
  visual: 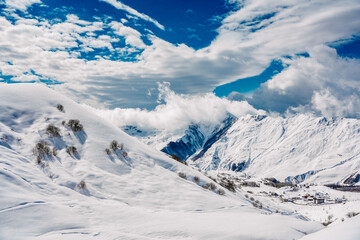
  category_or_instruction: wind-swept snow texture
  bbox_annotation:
[191,115,360,185]
[0,84,323,239]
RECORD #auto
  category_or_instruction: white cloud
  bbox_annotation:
[3,0,41,11]
[110,21,146,48]
[0,0,360,113]
[88,82,264,133]
[100,0,165,30]
[248,45,360,118]
[311,90,360,118]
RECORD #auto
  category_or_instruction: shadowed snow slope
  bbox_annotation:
[0,84,323,240]
[191,115,360,185]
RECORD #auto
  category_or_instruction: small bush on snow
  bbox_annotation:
[33,141,51,158]
[110,140,120,151]
[217,189,225,195]
[347,212,359,218]
[209,182,217,190]
[66,119,83,132]
[193,176,200,183]
[105,148,111,155]
[46,124,61,137]
[122,151,128,158]
[56,104,64,112]
[220,179,236,192]
[66,146,78,156]
[322,220,333,227]
[203,182,217,191]
[52,147,58,156]
[77,180,86,189]
[178,172,187,179]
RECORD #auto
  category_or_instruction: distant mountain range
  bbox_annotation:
[125,114,360,186]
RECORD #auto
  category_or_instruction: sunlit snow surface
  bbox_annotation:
[2,83,360,240]
[0,83,327,239]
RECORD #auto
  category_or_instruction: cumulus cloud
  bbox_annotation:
[110,21,146,48]
[3,0,41,11]
[100,0,164,30]
[248,45,360,118]
[0,0,359,112]
[89,82,264,133]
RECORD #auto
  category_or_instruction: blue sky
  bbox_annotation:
[1,0,360,119]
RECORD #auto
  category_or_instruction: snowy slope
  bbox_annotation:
[300,215,360,240]
[0,83,324,240]
[190,115,360,185]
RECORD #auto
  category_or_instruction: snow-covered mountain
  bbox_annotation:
[1,83,331,240]
[188,115,360,186]
[126,113,360,187]
[161,114,237,161]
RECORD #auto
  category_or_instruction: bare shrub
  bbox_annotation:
[217,189,225,195]
[245,194,249,198]
[322,220,333,227]
[193,176,200,183]
[122,151,128,158]
[66,146,78,156]
[110,140,119,151]
[241,181,260,187]
[46,124,61,137]
[56,104,64,112]
[33,141,51,158]
[178,172,187,179]
[36,156,42,165]
[220,179,236,192]
[66,119,83,132]
[52,147,58,157]
[77,180,86,189]
[250,197,255,201]
[105,148,111,155]
[347,212,359,218]
[61,120,66,126]
[209,182,217,191]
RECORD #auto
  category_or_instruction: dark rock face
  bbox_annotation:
[162,125,205,161]
[161,114,237,162]
[231,162,246,172]
[344,172,360,185]
[192,115,237,161]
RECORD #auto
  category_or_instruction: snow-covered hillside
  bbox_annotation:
[183,115,360,185]
[0,83,327,240]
